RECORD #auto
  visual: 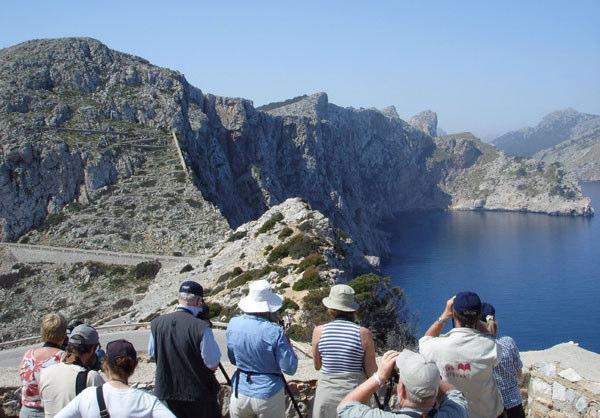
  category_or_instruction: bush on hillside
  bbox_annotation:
[257,212,284,235]
[296,253,325,272]
[349,273,417,351]
[267,234,322,263]
[292,267,323,291]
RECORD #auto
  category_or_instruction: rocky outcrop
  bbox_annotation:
[409,110,438,137]
[0,38,594,261]
[131,198,367,322]
[429,133,593,215]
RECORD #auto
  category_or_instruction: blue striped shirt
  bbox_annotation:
[318,319,364,374]
[493,336,523,409]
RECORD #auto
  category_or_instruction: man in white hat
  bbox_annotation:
[226,279,298,418]
[338,350,469,417]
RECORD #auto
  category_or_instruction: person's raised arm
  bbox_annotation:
[339,350,399,407]
[311,325,323,371]
[360,327,377,377]
[424,296,455,337]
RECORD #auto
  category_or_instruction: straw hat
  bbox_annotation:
[238,280,283,313]
[322,284,359,312]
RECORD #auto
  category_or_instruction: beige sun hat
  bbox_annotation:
[322,284,359,312]
[238,280,283,313]
[396,349,441,399]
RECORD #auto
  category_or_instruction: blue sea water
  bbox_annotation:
[383,182,600,353]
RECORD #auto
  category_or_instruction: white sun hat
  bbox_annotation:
[322,284,359,312]
[238,279,284,313]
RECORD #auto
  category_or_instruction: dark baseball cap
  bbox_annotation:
[454,291,482,316]
[179,280,203,296]
[481,302,496,321]
[69,324,99,345]
[106,339,137,362]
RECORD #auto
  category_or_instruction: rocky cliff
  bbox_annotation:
[430,133,592,215]
[533,116,600,181]
[492,109,600,181]
[0,38,593,262]
[492,109,597,157]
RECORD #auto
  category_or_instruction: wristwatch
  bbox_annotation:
[437,315,449,324]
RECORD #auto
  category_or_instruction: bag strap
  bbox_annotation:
[75,370,89,395]
[96,385,110,418]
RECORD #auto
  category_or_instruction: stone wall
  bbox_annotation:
[522,343,600,417]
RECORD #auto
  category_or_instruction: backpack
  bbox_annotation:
[75,370,89,395]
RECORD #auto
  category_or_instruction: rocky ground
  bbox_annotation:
[0,246,162,342]
[129,198,367,325]
[20,140,230,256]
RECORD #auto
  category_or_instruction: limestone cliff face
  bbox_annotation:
[533,116,600,181]
[493,109,600,181]
[0,38,593,261]
[430,133,593,215]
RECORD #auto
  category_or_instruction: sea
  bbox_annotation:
[383,182,600,353]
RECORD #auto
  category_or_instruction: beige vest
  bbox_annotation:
[419,328,504,418]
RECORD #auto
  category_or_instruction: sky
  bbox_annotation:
[1,1,599,140]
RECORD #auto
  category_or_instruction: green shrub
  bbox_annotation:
[278,227,294,240]
[296,253,325,272]
[185,199,203,209]
[138,179,157,188]
[204,259,212,267]
[267,234,322,263]
[281,297,299,311]
[226,265,286,289]
[207,302,223,318]
[132,261,162,281]
[257,212,284,235]
[113,298,134,309]
[179,264,194,274]
[217,267,243,283]
[292,267,323,291]
[349,274,417,351]
[286,324,310,342]
[39,212,66,231]
[227,230,247,242]
[278,282,290,290]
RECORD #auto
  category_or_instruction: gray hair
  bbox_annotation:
[404,388,437,404]
[178,292,202,306]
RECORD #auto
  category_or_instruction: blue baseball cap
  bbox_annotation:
[481,302,496,321]
[179,280,203,297]
[454,291,482,316]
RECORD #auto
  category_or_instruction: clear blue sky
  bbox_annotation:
[2,1,599,139]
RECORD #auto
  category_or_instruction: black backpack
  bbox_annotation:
[74,370,89,395]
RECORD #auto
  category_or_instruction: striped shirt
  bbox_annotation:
[318,319,364,374]
[493,336,523,409]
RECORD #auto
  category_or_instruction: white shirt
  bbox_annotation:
[55,383,176,418]
[419,328,503,418]
[40,363,104,418]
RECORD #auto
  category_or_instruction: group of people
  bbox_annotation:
[18,278,525,418]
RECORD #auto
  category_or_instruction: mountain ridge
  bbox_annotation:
[0,37,593,264]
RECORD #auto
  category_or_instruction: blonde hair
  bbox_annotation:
[485,318,498,337]
[41,313,67,344]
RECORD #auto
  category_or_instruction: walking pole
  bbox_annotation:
[281,375,303,418]
[218,363,231,386]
